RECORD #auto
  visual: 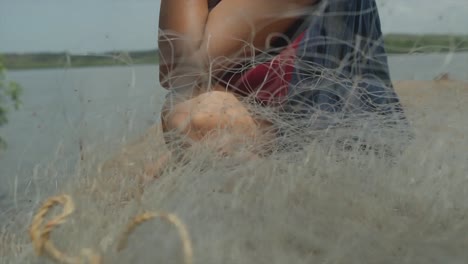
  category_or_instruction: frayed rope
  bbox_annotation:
[29,194,193,264]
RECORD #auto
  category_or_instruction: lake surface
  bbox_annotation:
[0,65,164,198]
[1,52,467,197]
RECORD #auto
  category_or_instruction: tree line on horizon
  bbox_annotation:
[2,34,468,70]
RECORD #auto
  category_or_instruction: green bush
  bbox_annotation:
[0,55,22,148]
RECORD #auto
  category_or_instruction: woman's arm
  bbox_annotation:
[159,0,316,89]
[158,0,209,86]
[197,0,313,60]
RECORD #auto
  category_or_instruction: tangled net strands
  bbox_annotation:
[117,211,193,264]
[0,0,464,263]
[28,195,193,264]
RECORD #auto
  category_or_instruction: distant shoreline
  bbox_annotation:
[3,34,468,70]
[3,50,160,70]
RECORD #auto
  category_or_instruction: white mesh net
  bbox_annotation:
[1,0,468,263]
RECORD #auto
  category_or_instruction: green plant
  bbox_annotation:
[0,55,22,148]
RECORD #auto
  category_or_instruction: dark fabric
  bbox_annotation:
[276,0,413,154]
[286,0,405,122]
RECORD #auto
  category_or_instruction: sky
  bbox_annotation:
[1,0,468,53]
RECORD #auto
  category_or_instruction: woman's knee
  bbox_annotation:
[162,90,256,136]
[190,91,256,132]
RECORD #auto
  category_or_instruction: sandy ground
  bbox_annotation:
[395,80,467,142]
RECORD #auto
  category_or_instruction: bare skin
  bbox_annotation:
[159,0,315,87]
[144,0,316,178]
[144,85,272,178]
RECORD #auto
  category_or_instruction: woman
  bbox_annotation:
[147,0,409,175]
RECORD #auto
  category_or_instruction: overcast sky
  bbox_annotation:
[1,0,467,53]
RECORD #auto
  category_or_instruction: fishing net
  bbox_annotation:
[1,0,468,263]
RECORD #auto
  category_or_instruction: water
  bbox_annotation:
[0,65,165,198]
[0,52,467,198]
